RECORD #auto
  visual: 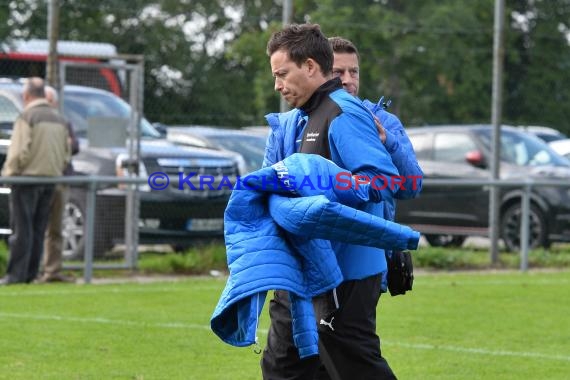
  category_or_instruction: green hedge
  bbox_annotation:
[2,240,569,277]
[0,241,7,274]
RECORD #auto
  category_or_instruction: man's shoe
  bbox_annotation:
[0,276,18,286]
[38,273,76,284]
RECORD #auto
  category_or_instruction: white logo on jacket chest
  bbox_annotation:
[305,132,319,142]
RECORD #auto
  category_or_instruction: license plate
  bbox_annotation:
[185,218,224,232]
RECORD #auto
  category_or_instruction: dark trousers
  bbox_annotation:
[6,184,55,283]
[43,184,68,277]
[261,274,397,380]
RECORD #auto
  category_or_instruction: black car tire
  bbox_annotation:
[424,234,467,248]
[171,244,190,253]
[62,193,114,260]
[500,203,547,252]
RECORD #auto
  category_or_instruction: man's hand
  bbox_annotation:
[373,116,386,144]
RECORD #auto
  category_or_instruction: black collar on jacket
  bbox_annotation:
[300,77,342,115]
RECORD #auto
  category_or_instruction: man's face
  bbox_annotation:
[270,50,315,108]
[332,52,359,96]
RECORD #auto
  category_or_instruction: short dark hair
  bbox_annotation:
[266,23,333,76]
[328,37,360,62]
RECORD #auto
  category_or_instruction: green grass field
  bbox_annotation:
[1,270,569,379]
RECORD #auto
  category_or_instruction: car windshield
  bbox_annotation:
[63,90,161,139]
[0,95,20,125]
[535,133,566,143]
[208,134,266,172]
[476,129,570,167]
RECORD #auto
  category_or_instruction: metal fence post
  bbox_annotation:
[125,60,144,271]
[83,179,97,283]
[520,181,531,272]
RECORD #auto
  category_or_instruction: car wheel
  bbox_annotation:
[171,244,190,253]
[500,203,547,252]
[62,197,85,260]
[424,234,467,248]
[62,194,114,260]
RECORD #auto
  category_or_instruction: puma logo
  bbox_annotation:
[319,317,335,331]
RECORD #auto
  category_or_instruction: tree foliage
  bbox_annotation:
[1,0,569,132]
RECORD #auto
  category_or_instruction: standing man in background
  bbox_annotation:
[0,77,70,285]
[38,85,79,283]
[328,35,423,227]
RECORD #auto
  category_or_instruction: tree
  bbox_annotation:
[0,1,12,45]
[288,0,496,124]
[2,0,569,131]
[2,0,263,126]
[232,0,569,131]
[307,0,569,129]
[506,0,570,131]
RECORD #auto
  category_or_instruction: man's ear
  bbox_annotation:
[305,58,320,77]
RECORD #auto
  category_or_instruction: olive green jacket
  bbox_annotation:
[1,98,70,177]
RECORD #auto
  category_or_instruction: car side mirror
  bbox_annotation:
[465,150,486,168]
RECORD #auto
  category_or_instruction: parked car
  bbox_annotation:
[548,139,570,160]
[166,126,268,175]
[517,125,568,143]
[396,124,570,251]
[0,80,239,259]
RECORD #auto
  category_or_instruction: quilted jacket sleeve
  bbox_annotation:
[244,154,421,250]
[269,195,419,251]
[363,98,423,200]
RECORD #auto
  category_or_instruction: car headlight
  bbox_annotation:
[115,153,150,192]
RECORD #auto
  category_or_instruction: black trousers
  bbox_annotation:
[6,184,55,283]
[261,274,397,380]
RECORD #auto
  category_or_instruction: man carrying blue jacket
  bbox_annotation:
[261,25,421,380]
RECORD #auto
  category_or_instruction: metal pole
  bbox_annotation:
[83,180,97,284]
[124,67,140,271]
[280,0,293,113]
[489,0,505,264]
[282,0,292,27]
[58,60,66,115]
[46,0,60,89]
[128,61,144,270]
[520,183,531,271]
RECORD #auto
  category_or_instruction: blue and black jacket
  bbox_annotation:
[264,78,421,281]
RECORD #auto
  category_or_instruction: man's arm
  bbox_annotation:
[262,122,279,168]
[376,110,423,199]
[1,118,32,177]
[329,112,400,203]
[67,121,80,156]
[363,98,423,199]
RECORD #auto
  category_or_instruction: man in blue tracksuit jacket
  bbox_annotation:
[262,25,421,380]
[328,36,423,223]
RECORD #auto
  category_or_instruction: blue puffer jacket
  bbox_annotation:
[211,153,420,358]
